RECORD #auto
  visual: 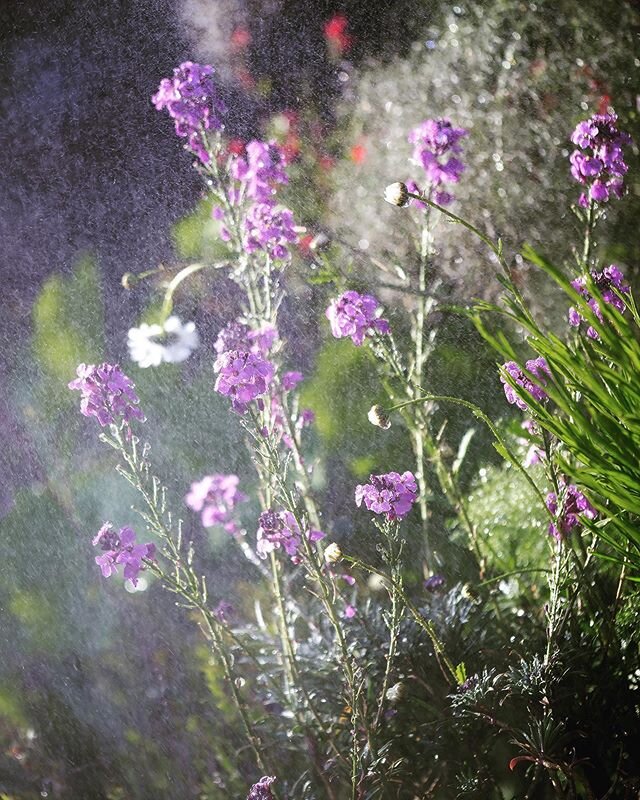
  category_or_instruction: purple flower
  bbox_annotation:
[185,474,246,534]
[69,363,145,429]
[408,118,468,205]
[152,62,225,162]
[424,574,446,592]
[355,471,418,521]
[243,203,298,261]
[231,141,289,202]
[213,350,274,414]
[546,483,597,540]
[282,371,303,391]
[326,291,390,346]
[256,510,323,561]
[500,358,551,411]
[214,322,279,358]
[344,604,357,619]
[247,776,276,800]
[92,523,155,586]
[568,265,629,339]
[569,112,631,205]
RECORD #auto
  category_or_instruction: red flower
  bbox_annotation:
[349,143,367,164]
[323,14,353,54]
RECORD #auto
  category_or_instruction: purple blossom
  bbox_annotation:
[92,523,155,586]
[326,291,390,346]
[355,471,418,521]
[408,118,468,205]
[568,265,629,339]
[569,112,631,205]
[243,203,298,261]
[185,474,247,534]
[344,604,357,619]
[231,141,289,202]
[282,371,303,391]
[152,62,225,163]
[424,574,446,592]
[546,484,597,540]
[256,510,324,561]
[213,350,274,413]
[69,363,145,429]
[214,322,279,358]
[500,358,551,411]
[247,776,276,800]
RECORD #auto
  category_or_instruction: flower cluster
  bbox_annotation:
[69,363,145,428]
[568,265,629,339]
[185,474,246,534]
[152,62,225,163]
[128,316,199,368]
[214,139,298,261]
[546,484,597,540]
[569,112,631,206]
[213,350,275,414]
[500,358,551,411]
[355,471,418,520]
[93,523,155,586]
[326,291,390,346]
[408,118,467,205]
[247,776,276,800]
[230,141,289,202]
[255,509,324,561]
[243,202,298,261]
[214,322,278,357]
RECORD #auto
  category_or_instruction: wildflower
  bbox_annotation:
[326,290,390,346]
[324,542,343,564]
[230,140,289,202]
[569,112,631,205]
[213,350,274,414]
[384,181,409,207]
[324,13,352,55]
[93,523,155,586]
[368,404,391,429]
[247,776,276,800]
[128,316,199,368]
[256,510,301,560]
[282,371,304,391]
[214,322,278,358]
[243,202,298,260]
[546,483,597,540]
[185,474,246,534]
[424,574,446,591]
[500,357,551,411]
[568,265,630,339]
[355,471,418,520]
[408,118,467,204]
[152,62,225,162]
[69,363,145,428]
[344,604,357,619]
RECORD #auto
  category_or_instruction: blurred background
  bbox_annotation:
[1,0,639,796]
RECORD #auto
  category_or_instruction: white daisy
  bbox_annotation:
[127,316,199,368]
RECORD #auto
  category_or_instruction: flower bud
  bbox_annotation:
[383,182,409,207]
[385,681,405,703]
[324,542,343,564]
[368,404,391,429]
[121,272,135,290]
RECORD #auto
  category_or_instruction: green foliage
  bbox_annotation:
[474,245,640,574]
[32,254,104,383]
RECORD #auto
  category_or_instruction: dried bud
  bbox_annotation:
[385,681,405,703]
[368,404,391,429]
[383,181,409,207]
[324,542,343,564]
[121,272,135,290]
